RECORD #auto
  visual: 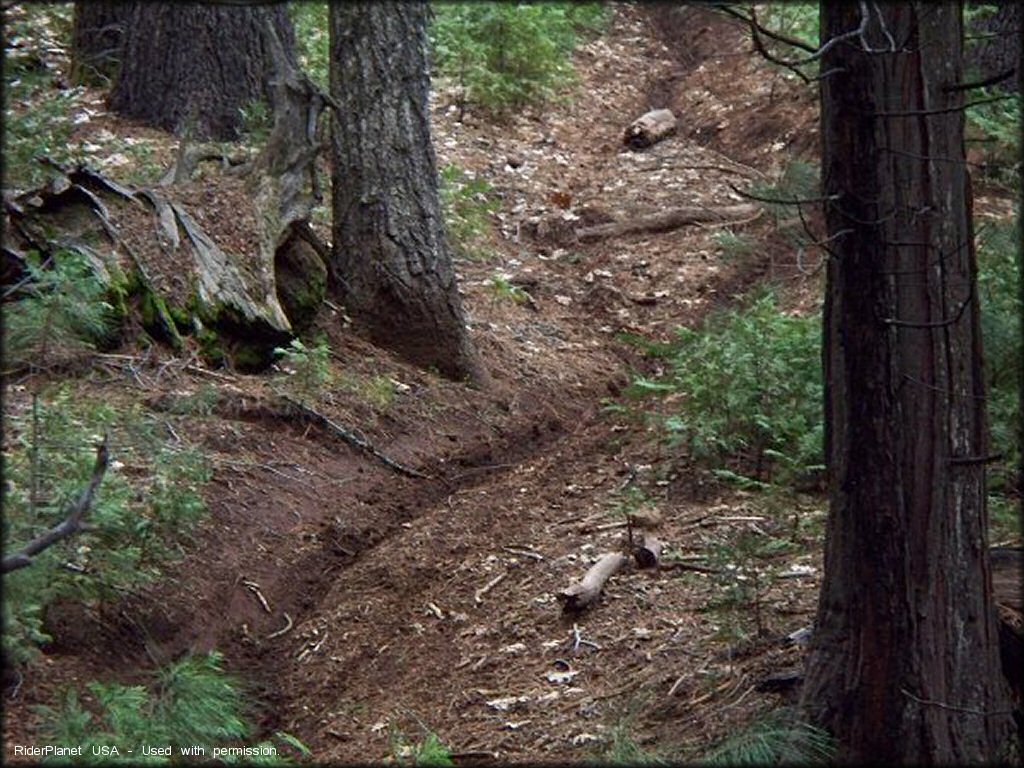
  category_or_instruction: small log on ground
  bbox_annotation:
[633,533,662,569]
[558,552,629,613]
[575,203,760,243]
[624,108,677,149]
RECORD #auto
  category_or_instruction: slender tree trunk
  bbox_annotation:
[800,2,1013,762]
[70,1,135,85]
[108,2,295,140]
[328,1,486,383]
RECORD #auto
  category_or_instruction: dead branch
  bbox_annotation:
[2,436,110,573]
[558,553,630,613]
[575,204,760,243]
[281,396,427,479]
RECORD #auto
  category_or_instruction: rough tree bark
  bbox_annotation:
[328,1,486,383]
[108,2,296,140]
[799,3,1013,762]
[70,1,135,85]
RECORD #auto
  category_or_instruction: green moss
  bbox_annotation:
[196,328,225,367]
[168,304,194,334]
[230,340,275,372]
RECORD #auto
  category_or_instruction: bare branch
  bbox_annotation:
[714,5,818,53]
[2,436,110,574]
[873,94,1014,118]
[728,182,837,207]
[943,67,1017,93]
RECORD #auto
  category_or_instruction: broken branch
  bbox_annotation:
[2,436,110,573]
[558,553,629,613]
[575,204,760,243]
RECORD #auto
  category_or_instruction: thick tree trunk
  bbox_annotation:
[328,1,485,383]
[108,2,295,140]
[70,1,135,85]
[800,3,1013,763]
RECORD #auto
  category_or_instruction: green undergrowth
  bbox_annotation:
[700,708,835,764]
[2,385,210,667]
[621,288,823,490]
[36,651,310,764]
[617,211,1020,536]
[429,2,608,117]
[440,163,499,260]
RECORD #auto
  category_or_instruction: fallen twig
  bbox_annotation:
[282,396,427,478]
[266,612,294,639]
[475,572,507,604]
[243,580,272,613]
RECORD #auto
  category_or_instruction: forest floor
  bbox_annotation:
[3,4,1017,765]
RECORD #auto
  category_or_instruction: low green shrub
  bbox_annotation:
[3,250,118,373]
[429,3,607,116]
[36,651,310,763]
[701,709,835,764]
[2,387,210,667]
[977,217,1021,497]
[439,163,498,260]
[626,289,823,488]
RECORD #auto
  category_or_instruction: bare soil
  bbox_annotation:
[3,5,856,763]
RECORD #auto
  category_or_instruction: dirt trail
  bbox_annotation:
[4,5,826,763]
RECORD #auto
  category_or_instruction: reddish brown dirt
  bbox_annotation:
[5,5,838,763]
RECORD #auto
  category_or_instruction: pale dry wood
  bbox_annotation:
[558,552,629,613]
[575,204,760,243]
[624,108,678,149]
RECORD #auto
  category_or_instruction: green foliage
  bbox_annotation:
[3,250,117,373]
[976,218,1021,497]
[35,652,255,763]
[600,726,665,765]
[486,272,529,304]
[238,99,272,144]
[273,336,334,403]
[2,4,77,188]
[390,728,454,766]
[290,2,329,90]
[428,3,607,116]
[759,4,819,49]
[627,289,823,487]
[2,387,210,667]
[701,709,835,765]
[709,228,756,261]
[965,87,1021,188]
[439,163,499,260]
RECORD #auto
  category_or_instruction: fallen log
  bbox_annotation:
[633,533,662,569]
[558,553,629,613]
[624,108,677,150]
[575,203,761,243]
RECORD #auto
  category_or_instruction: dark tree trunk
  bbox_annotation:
[800,2,1013,763]
[70,1,135,85]
[965,2,1021,91]
[108,2,295,140]
[328,1,486,383]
